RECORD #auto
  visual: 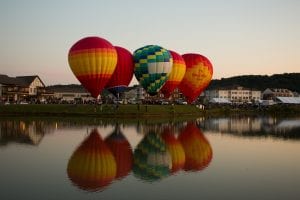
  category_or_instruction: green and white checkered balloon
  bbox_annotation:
[133,45,173,96]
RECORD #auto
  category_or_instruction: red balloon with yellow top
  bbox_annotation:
[68,36,118,98]
[67,129,117,191]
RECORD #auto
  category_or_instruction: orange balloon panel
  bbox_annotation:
[67,129,116,192]
[178,123,213,171]
[68,37,117,98]
[178,53,213,103]
[161,128,185,173]
[161,50,186,98]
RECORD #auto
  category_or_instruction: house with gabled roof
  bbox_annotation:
[262,88,294,100]
[0,74,49,103]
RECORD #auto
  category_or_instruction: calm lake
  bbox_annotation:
[0,116,299,200]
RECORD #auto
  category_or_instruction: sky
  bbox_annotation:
[0,0,299,86]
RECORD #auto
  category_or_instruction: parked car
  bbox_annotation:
[175,99,188,105]
[159,100,169,105]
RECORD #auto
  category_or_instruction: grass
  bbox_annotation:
[1,104,299,119]
[0,104,204,118]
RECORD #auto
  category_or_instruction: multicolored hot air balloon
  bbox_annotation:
[178,123,213,171]
[67,129,116,192]
[105,126,133,180]
[68,37,118,98]
[133,45,173,96]
[161,50,186,98]
[178,53,213,103]
[133,132,172,182]
[106,46,134,97]
[161,128,185,173]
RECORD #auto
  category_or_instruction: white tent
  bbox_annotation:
[276,97,300,104]
[209,98,232,104]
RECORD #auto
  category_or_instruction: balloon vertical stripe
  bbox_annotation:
[161,50,186,98]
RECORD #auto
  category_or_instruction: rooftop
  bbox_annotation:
[0,74,42,87]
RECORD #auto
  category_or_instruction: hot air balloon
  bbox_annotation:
[178,123,213,171]
[133,132,171,182]
[161,50,186,98]
[161,128,185,173]
[133,45,173,96]
[105,126,133,180]
[106,46,134,97]
[67,129,116,191]
[178,53,213,103]
[68,36,118,98]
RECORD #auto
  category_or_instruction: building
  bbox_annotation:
[205,86,261,104]
[262,88,294,100]
[0,74,48,103]
[48,86,94,103]
[209,98,232,104]
[123,85,145,103]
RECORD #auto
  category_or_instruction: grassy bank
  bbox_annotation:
[0,104,204,118]
[0,104,299,118]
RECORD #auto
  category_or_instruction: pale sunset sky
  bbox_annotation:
[0,0,299,86]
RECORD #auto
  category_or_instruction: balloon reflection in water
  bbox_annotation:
[105,126,133,180]
[133,132,172,182]
[178,123,213,171]
[67,129,116,192]
[161,128,185,173]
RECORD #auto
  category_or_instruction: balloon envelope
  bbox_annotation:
[178,53,213,103]
[178,123,213,171]
[68,36,118,98]
[161,50,186,98]
[105,127,133,179]
[133,132,171,182]
[106,46,134,96]
[161,128,186,173]
[67,129,116,191]
[133,45,173,96]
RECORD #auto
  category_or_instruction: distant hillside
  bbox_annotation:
[46,84,114,96]
[46,73,300,94]
[207,73,300,93]
[46,84,86,92]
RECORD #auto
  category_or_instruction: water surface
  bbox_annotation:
[0,116,299,200]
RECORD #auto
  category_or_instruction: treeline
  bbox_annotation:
[46,84,85,92]
[207,73,300,92]
[47,73,300,93]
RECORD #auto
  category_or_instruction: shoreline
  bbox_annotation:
[0,104,299,118]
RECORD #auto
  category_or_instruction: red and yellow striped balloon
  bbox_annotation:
[178,53,213,103]
[67,129,116,192]
[161,128,185,173]
[68,37,117,98]
[178,123,213,171]
[161,50,186,98]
